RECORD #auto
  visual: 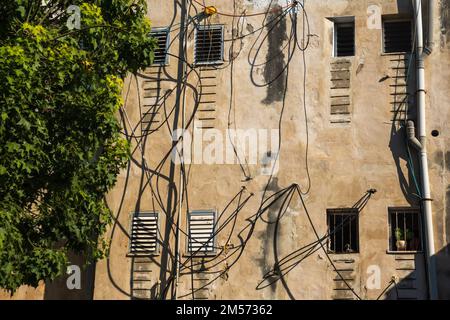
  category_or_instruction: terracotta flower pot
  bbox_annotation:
[396,240,407,251]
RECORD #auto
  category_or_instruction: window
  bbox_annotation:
[334,19,355,57]
[188,211,216,254]
[129,212,159,255]
[194,25,224,65]
[150,28,169,65]
[383,20,412,53]
[327,208,359,253]
[389,207,422,251]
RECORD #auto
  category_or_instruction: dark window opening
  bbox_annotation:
[327,208,359,253]
[150,28,169,65]
[383,20,412,53]
[195,25,224,65]
[389,208,422,251]
[334,21,355,57]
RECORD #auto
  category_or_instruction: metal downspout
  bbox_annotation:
[413,0,438,299]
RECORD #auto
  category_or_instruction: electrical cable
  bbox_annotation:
[108,0,336,300]
[295,185,363,300]
[191,0,298,17]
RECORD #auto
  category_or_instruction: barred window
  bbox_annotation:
[129,212,159,255]
[194,25,224,65]
[188,211,216,254]
[327,208,359,253]
[389,207,422,251]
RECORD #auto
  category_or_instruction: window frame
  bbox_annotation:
[194,24,224,66]
[186,210,217,256]
[332,17,355,57]
[387,207,423,253]
[382,18,413,54]
[327,208,359,254]
[150,27,170,66]
[127,211,160,257]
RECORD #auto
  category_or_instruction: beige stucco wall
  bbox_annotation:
[90,0,450,300]
[0,282,44,300]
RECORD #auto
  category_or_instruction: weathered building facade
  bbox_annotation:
[3,0,450,300]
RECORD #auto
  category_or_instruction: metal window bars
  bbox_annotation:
[327,208,359,254]
[389,207,422,251]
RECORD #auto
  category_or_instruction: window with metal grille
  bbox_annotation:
[129,212,159,255]
[389,207,422,252]
[334,20,355,57]
[383,20,412,53]
[194,25,224,65]
[188,211,216,254]
[151,28,169,65]
[327,208,359,253]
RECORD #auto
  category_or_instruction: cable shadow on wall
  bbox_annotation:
[388,53,420,206]
[255,189,376,300]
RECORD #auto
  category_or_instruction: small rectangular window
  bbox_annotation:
[383,20,412,53]
[129,212,159,255]
[150,28,169,65]
[389,207,422,251]
[188,211,216,254]
[195,25,224,65]
[334,20,355,57]
[327,208,359,253]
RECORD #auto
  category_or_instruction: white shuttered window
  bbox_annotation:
[150,28,169,65]
[188,211,216,254]
[130,212,159,255]
[194,25,224,65]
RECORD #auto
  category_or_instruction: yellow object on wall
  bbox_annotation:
[204,6,217,16]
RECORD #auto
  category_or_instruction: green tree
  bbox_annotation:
[0,0,155,292]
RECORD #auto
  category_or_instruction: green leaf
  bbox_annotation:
[17,6,26,19]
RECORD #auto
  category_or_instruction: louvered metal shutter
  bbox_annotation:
[384,21,412,53]
[151,28,169,65]
[188,211,215,253]
[130,212,158,254]
[335,22,355,57]
[195,25,224,65]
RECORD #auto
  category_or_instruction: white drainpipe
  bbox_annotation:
[409,0,438,299]
[426,0,435,52]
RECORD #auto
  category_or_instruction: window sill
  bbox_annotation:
[194,61,224,67]
[386,250,423,254]
[331,56,355,59]
[150,63,169,67]
[182,252,217,258]
[380,52,412,56]
[126,252,160,258]
[327,252,359,255]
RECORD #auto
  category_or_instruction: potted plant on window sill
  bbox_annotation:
[395,228,406,251]
[395,228,414,251]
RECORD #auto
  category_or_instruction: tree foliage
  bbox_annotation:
[0,0,155,292]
